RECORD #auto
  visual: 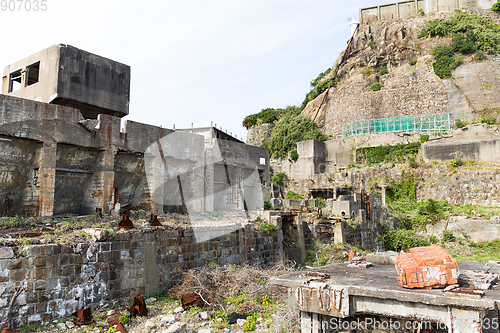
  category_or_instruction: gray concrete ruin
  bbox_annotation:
[2,44,130,119]
[0,45,270,217]
[271,262,500,333]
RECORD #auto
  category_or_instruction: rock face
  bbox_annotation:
[302,8,500,137]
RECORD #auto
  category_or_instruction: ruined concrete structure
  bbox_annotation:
[2,44,130,119]
[0,224,283,327]
[360,0,496,23]
[0,46,270,217]
[271,261,500,333]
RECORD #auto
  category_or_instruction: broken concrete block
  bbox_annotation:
[366,251,398,265]
[0,247,14,259]
[458,270,499,290]
[394,246,459,289]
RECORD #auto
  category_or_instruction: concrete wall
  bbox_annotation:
[360,0,495,23]
[0,94,270,217]
[422,124,500,163]
[2,44,130,119]
[0,225,283,328]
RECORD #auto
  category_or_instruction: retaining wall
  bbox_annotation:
[0,224,283,328]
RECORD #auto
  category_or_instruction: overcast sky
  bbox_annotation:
[0,0,376,141]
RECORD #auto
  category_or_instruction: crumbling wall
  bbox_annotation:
[0,224,283,328]
[0,94,270,217]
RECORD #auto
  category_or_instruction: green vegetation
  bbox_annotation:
[317,198,327,209]
[357,142,420,166]
[379,66,389,75]
[430,45,462,78]
[242,316,257,331]
[271,172,289,187]
[445,239,500,262]
[418,8,425,16]
[409,59,418,66]
[455,118,469,128]
[442,230,456,242]
[383,228,430,251]
[479,114,497,125]
[285,191,304,200]
[242,106,301,129]
[290,149,299,162]
[310,68,332,87]
[447,154,464,168]
[119,312,130,324]
[368,82,383,91]
[419,134,429,143]
[262,114,329,158]
[419,12,500,77]
[302,74,339,109]
[368,41,377,49]
[492,1,500,11]
[304,240,358,267]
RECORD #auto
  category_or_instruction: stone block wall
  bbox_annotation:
[0,224,283,328]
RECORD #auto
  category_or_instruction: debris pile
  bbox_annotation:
[395,246,458,289]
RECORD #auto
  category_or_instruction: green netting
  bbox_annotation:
[342,113,450,137]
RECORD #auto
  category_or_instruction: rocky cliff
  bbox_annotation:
[302,8,500,137]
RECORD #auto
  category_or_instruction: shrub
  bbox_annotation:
[368,82,384,91]
[302,70,339,109]
[310,68,332,87]
[290,149,299,162]
[368,41,377,49]
[363,66,373,75]
[442,230,456,242]
[408,157,418,168]
[431,45,460,78]
[455,119,468,128]
[271,172,289,187]
[379,66,389,75]
[479,115,496,125]
[357,142,420,166]
[418,8,425,16]
[242,106,301,129]
[119,312,130,324]
[383,228,430,251]
[285,191,304,200]
[419,134,430,143]
[448,154,464,168]
[263,201,272,210]
[474,51,486,61]
[492,1,500,11]
[317,198,327,209]
[409,59,418,66]
[262,114,329,158]
[242,316,257,331]
[429,235,438,244]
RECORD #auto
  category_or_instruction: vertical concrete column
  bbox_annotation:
[151,152,165,214]
[143,232,160,295]
[359,8,363,24]
[380,185,388,206]
[238,228,247,263]
[334,221,346,244]
[377,6,381,20]
[295,212,307,263]
[39,142,57,217]
[101,147,116,214]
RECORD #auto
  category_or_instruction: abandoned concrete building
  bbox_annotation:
[0,44,270,218]
[360,0,497,23]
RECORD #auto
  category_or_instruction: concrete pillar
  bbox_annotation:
[238,228,247,263]
[380,185,388,206]
[38,142,57,217]
[334,221,346,244]
[377,6,381,20]
[397,2,401,18]
[295,212,307,263]
[143,232,160,295]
